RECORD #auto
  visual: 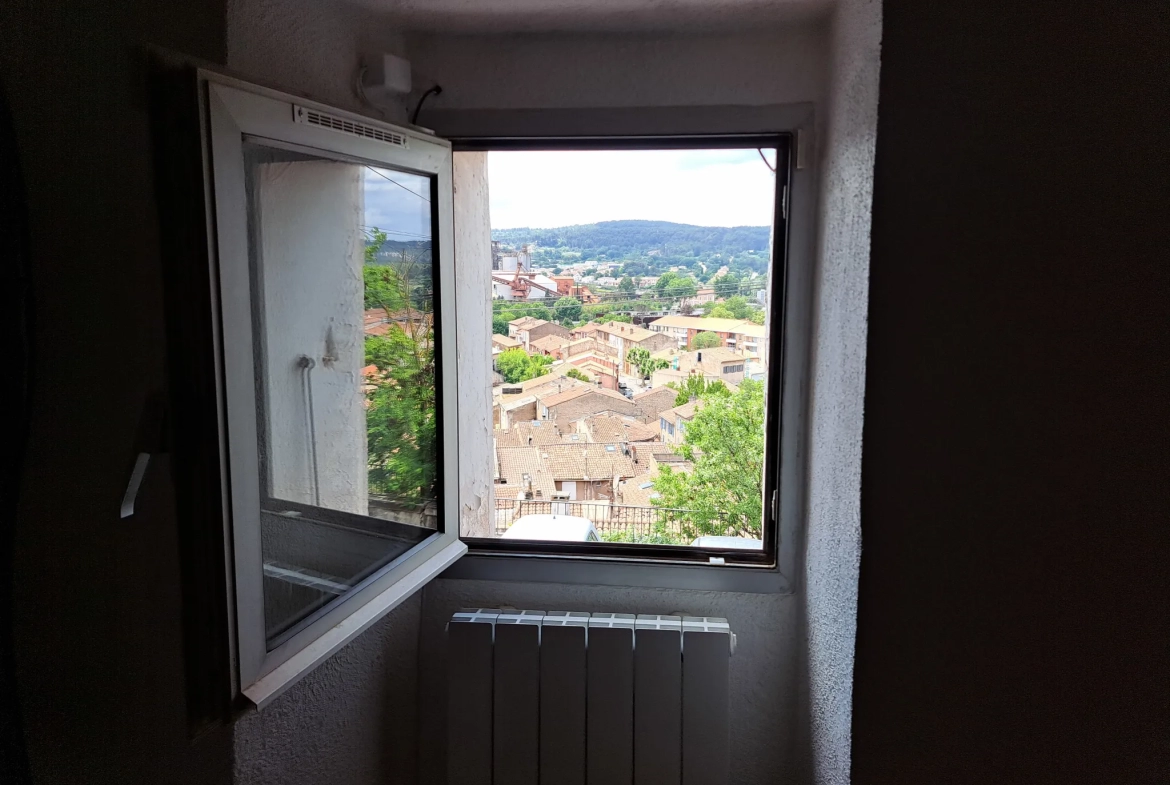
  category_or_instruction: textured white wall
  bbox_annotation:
[257,160,367,513]
[233,594,423,785]
[227,0,411,121]
[407,27,826,110]
[799,0,882,782]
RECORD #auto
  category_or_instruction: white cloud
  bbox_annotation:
[486,149,776,229]
[362,167,431,240]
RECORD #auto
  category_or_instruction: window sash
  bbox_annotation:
[202,74,464,706]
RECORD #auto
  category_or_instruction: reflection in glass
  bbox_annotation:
[244,144,439,646]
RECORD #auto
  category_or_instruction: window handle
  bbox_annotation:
[120,453,151,519]
[120,391,168,519]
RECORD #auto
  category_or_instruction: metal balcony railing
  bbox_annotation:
[493,498,733,543]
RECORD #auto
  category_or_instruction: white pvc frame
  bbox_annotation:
[200,73,465,709]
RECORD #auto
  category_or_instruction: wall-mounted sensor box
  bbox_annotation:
[362,53,412,95]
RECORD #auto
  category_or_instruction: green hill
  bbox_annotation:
[491,220,770,258]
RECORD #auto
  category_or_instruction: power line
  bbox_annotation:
[364,166,431,202]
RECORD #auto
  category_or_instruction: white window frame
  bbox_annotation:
[432,105,815,594]
[200,73,465,708]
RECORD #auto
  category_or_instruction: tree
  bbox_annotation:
[690,331,721,350]
[565,367,591,382]
[627,346,670,379]
[679,302,695,315]
[618,276,636,294]
[666,374,728,406]
[496,348,552,384]
[713,272,741,299]
[492,314,509,335]
[553,295,582,323]
[748,309,765,325]
[664,276,697,299]
[704,305,734,319]
[363,235,437,503]
[724,295,753,320]
[655,270,679,296]
[653,380,765,539]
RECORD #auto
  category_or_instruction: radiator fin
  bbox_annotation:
[447,609,732,784]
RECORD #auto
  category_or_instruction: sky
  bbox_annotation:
[362,166,432,241]
[359,147,778,238]
[487,148,777,229]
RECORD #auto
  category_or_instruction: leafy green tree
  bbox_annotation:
[554,296,583,323]
[705,305,735,319]
[664,277,697,299]
[655,271,679,296]
[492,314,509,335]
[626,346,649,374]
[609,313,633,324]
[363,236,436,503]
[653,380,765,539]
[723,296,753,320]
[626,346,670,379]
[748,309,765,325]
[618,276,636,294]
[690,331,721,350]
[713,272,742,299]
[565,367,591,382]
[666,374,728,406]
[496,348,552,383]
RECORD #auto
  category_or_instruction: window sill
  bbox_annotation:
[440,550,791,594]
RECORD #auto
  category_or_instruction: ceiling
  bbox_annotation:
[349,0,834,34]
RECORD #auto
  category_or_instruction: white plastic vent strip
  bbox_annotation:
[447,609,733,785]
[292,105,408,148]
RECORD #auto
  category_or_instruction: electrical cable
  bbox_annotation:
[364,166,431,202]
[411,85,442,126]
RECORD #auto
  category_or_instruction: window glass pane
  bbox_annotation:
[244,144,440,646]
[474,147,775,550]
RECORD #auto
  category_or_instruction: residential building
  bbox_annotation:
[651,346,750,387]
[647,315,767,361]
[659,399,701,444]
[536,385,643,422]
[507,316,571,349]
[491,333,521,358]
[592,320,676,374]
[570,322,604,340]
[568,356,619,390]
[683,287,717,306]
[530,333,571,358]
[631,386,680,421]
[573,413,660,444]
[493,370,587,428]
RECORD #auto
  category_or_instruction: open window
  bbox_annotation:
[454,137,791,570]
[163,72,465,712]
[156,68,792,722]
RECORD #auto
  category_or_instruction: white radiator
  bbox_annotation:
[447,609,733,785]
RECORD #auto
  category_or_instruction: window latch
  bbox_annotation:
[120,391,168,519]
